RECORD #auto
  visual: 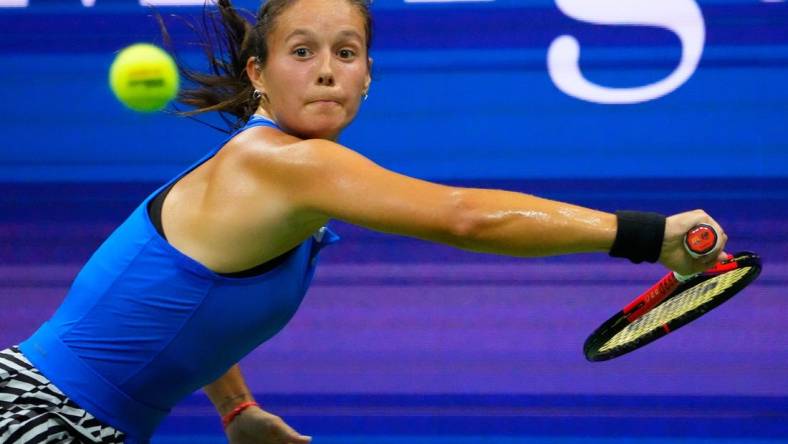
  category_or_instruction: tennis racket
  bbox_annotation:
[584,225,762,362]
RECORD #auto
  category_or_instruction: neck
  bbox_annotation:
[253,108,341,142]
[252,108,275,122]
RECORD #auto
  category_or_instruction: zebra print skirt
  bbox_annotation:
[0,345,126,443]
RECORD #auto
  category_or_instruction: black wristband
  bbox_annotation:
[609,210,666,264]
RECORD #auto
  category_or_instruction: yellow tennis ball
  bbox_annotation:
[109,43,179,113]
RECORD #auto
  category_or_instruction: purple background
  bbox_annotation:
[2,179,785,401]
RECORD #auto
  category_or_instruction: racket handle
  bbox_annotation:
[674,224,719,282]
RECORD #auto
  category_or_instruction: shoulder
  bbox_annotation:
[225,129,354,182]
[205,128,349,219]
[202,127,467,242]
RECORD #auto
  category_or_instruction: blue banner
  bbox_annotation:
[0,0,785,180]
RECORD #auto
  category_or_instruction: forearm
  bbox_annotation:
[203,364,256,416]
[450,187,617,257]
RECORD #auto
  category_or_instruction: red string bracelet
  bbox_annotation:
[221,401,259,429]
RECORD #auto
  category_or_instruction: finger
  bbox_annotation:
[286,431,310,439]
[702,255,719,269]
[283,427,311,443]
[719,232,729,255]
[704,215,727,253]
[691,214,726,261]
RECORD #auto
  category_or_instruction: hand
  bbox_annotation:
[225,406,312,444]
[660,209,728,276]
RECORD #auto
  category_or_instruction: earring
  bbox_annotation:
[362,91,369,102]
[253,90,262,100]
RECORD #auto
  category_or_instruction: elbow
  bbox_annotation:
[445,188,484,245]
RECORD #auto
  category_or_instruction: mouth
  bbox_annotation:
[308,98,342,106]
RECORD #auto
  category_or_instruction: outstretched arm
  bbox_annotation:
[243,138,725,274]
[246,139,615,255]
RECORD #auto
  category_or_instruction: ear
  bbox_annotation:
[246,56,266,91]
[364,57,373,92]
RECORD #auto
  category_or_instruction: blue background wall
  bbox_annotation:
[0,0,786,180]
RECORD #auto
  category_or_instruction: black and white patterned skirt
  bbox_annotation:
[0,345,125,443]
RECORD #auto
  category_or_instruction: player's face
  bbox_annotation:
[257,0,371,140]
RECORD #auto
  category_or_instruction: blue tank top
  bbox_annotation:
[19,116,339,443]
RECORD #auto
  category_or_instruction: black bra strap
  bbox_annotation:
[148,182,175,241]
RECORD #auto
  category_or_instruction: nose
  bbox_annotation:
[316,52,335,86]
[317,74,334,86]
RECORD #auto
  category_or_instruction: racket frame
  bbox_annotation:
[583,251,761,362]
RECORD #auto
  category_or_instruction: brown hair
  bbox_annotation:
[159,0,373,132]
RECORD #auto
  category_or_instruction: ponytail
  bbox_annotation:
[158,0,261,131]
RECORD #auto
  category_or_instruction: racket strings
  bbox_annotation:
[599,267,752,352]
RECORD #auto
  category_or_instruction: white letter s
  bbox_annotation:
[547,0,705,104]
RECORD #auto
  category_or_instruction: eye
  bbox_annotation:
[337,48,356,59]
[292,47,311,58]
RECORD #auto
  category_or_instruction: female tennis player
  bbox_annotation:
[0,0,728,442]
